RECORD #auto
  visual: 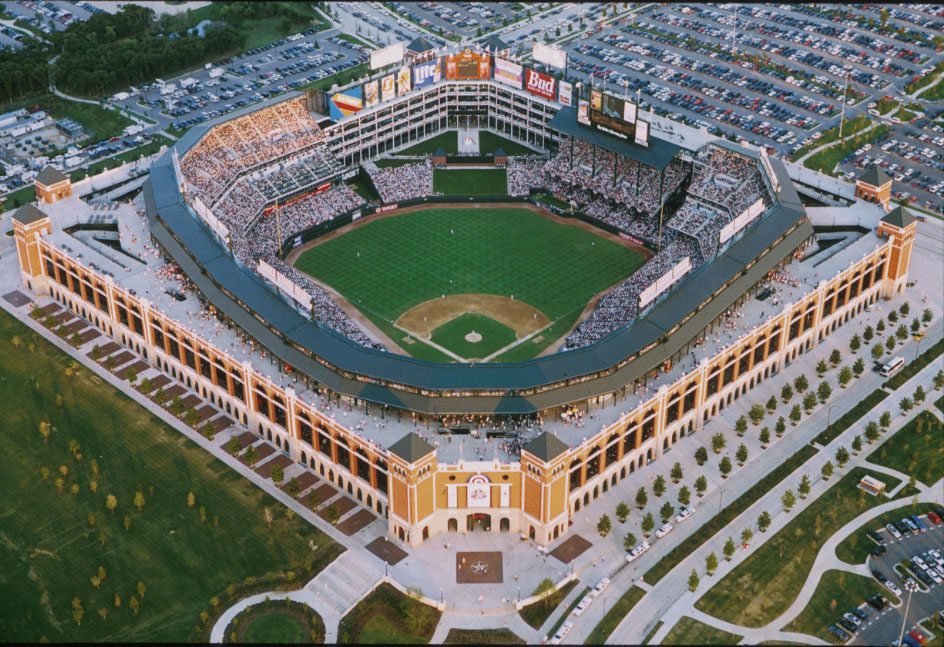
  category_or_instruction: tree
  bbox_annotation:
[660,501,675,523]
[759,426,770,447]
[694,446,708,466]
[838,366,853,388]
[741,527,753,546]
[895,324,908,341]
[736,415,749,436]
[922,308,933,324]
[799,474,811,499]
[888,310,898,324]
[821,460,834,480]
[876,319,886,334]
[624,532,638,551]
[864,325,874,342]
[105,494,118,513]
[706,551,719,576]
[653,475,666,497]
[880,6,889,25]
[899,302,909,317]
[688,569,700,592]
[133,490,145,511]
[816,359,828,376]
[711,433,726,454]
[850,334,861,353]
[817,381,832,404]
[244,445,259,467]
[270,465,284,485]
[695,475,708,498]
[286,477,301,497]
[864,421,880,444]
[911,318,921,333]
[899,397,913,414]
[936,370,944,391]
[853,357,865,377]
[794,375,809,393]
[758,511,771,532]
[829,349,841,367]
[748,404,765,426]
[597,514,612,538]
[872,342,885,361]
[137,581,146,598]
[735,443,748,466]
[781,384,793,403]
[781,489,796,512]
[616,502,630,523]
[835,446,850,468]
[879,411,892,429]
[635,487,648,509]
[803,392,817,413]
[227,436,242,455]
[72,597,84,626]
[723,537,736,561]
[641,512,655,536]
[789,405,802,426]
[852,434,863,454]
[123,514,132,530]
[885,336,896,352]
[670,462,684,483]
[38,419,52,444]
[719,456,733,478]
[678,486,691,506]
[913,385,926,404]
[129,596,140,615]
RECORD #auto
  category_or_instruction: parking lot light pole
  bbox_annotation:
[897,578,920,647]
[839,67,851,139]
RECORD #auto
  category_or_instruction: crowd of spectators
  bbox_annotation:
[507,158,547,197]
[362,159,434,203]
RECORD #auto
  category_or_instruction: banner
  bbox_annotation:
[396,66,411,95]
[413,59,441,88]
[370,42,404,70]
[533,41,567,69]
[444,50,490,80]
[363,80,379,107]
[634,119,649,147]
[494,58,522,88]
[381,73,396,102]
[328,86,363,121]
[577,99,590,125]
[524,68,555,100]
[559,80,573,107]
[623,101,637,124]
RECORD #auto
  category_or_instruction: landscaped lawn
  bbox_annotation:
[433,168,507,196]
[661,616,743,645]
[835,503,939,564]
[479,131,538,156]
[224,598,324,643]
[694,467,902,628]
[814,389,889,445]
[398,131,459,155]
[241,611,307,643]
[783,570,897,642]
[444,628,525,644]
[0,309,341,642]
[338,583,440,644]
[585,585,646,644]
[866,410,943,486]
[519,579,578,630]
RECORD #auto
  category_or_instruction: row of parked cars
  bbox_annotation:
[549,576,611,644]
[828,596,892,643]
[625,506,695,563]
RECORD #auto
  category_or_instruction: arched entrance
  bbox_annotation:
[448,518,458,532]
[467,513,491,532]
[499,517,510,532]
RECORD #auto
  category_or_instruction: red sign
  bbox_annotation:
[524,68,555,100]
[377,204,398,213]
[261,183,332,216]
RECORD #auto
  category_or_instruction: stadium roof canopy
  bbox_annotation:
[547,107,682,171]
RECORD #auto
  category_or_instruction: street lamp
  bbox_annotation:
[838,67,851,139]
[826,404,839,428]
[897,578,920,647]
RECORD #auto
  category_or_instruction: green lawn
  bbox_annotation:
[805,125,890,175]
[294,207,645,362]
[866,410,943,486]
[338,583,440,644]
[519,579,579,630]
[430,313,518,360]
[224,598,324,643]
[694,467,902,628]
[793,115,870,160]
[814,389,889,445]
[835,502,939,564]
[936,394,944,415]
[444,628,524,644]
[644,445,819,585]
[0,310,341,642]
[783,570,897,642]
[584,585,646,644]
[661,616,742,645]
[41,95,134,144]
[241,611,306,643]
[641,620,663,645]
[399,131,458,155]
[479,131,539,156]
[433,169,508,196]
[3,184,37,212]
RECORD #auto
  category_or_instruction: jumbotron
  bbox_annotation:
[14,40,916,547]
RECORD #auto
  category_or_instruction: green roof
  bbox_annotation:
[35,165,68,186]
[858,166,891,188]
[881,205,915,229]
[12,203,48,226]
[407,36,435,53]
[522,432,569,463]
[388,432,435,463]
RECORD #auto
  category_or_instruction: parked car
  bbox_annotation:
[591,578,610,597]
[871,545,887,557]
[842,612,861,627]
[886,523,903,539]
[573,595,593,617]
[827,625,848,640]
[655,523,674,538]
[675,506,694,523]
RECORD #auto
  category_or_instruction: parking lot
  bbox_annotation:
[850,512,944,646]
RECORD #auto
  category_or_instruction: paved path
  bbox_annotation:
[429,608,539,644]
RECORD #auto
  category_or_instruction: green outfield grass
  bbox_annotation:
[0,309,340,643]
[293,207,646,362]
[430,313,517,359]
[433,169,508,196]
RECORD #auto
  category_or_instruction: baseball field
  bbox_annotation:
[291,205,648,363]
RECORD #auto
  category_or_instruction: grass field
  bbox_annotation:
[433,169,508,196]
[444,628,524,644]
[224,598,324,644]
[783,570,896,642]
[866,410,943,486]
[0,309,340,642]
[519,579,579,630]
[294,207,646,361]
[661,616,742,645]
[430,313,517,359]
[241,611,306,643]
[337,582,440,644]
[694,467,902,628]
[397,130,537,156]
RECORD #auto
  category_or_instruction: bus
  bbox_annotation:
[879,356,905,377]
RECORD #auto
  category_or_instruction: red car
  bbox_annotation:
[908,629,927,645]
[926,511,943,525]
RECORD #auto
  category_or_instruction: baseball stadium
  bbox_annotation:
[12,39,916,547]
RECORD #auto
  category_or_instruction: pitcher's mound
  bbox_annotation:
[465,330,483,343]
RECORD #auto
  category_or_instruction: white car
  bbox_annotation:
[928,549,943,568]
[625,540,651,562]
[550,621,573,644]
[914,556,928,570]
[886,523,902,539]
[885,580,902,596]
[675,506,694,523]
[655,523,674,538]
[591,578,610,597]
[842,612,861,627]
[573,595,593,617]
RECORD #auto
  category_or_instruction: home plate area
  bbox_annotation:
[455,551,503,584]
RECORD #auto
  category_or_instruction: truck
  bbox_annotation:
[123,124,145,136]
[208,67,224,79]
[159,82,177,95]
[180,77,199,89]
[112,91,130,102]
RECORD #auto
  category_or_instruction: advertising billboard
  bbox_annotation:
[623,100,637,124]
[370,42,405,70]
[363,80,379,107]
[381,73,396,102]
[587,89,640,141]
[397,66,411,95]
[634,119,650,147]
[524,68,555,100]
[413,59,441,88]
[328,86,363,121]
[577,99,590,125]
[494,58,522,88]
[533,41,567,69]
[559,80,573,107]
[444,49,490,80]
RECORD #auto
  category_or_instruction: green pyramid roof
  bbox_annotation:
[858,166,891,188]
[12,203,48,225]
[522,432,569,463]
[881,205,915,229]
[35,165,68,186]
[388,432,435,463]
